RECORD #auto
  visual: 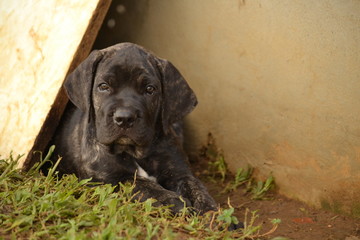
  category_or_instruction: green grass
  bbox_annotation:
[203,134,275,200]
[0,152,281,240]
[249,175,275,200]
[223,167,253,193]
[202,133,275,195]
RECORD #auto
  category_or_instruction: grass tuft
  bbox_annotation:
[0,150,278,239]
[201,133,275,200]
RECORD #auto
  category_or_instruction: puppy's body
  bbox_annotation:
[50,43,217,213]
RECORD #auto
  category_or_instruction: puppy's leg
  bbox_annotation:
[174,176,218,214]
[133,178,192,213]
[174,176,244,229]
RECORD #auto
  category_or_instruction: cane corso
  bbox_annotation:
[50,43,217,213]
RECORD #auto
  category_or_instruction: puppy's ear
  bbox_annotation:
[64,50,103,111]
[157,59,198,133]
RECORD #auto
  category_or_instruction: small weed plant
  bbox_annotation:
[249,175,275,200]
[202,133,228,182]
[224,167,253,193]
[202,133,276,199]
[0,147,280,239]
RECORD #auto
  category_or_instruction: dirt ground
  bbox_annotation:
[190,146,360,240]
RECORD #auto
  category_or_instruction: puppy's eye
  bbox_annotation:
[145,85,156,95]
[98,83,110,92]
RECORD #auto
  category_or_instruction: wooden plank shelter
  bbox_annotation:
[0,0,111,168]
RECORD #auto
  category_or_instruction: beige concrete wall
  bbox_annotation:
[95,0,360,215]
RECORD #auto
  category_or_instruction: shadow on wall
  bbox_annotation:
[93,0,149,49]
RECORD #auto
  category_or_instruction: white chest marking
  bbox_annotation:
[135,163,157,182]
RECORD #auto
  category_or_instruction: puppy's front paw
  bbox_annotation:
[193,197,218,214]
[156,193,192,213]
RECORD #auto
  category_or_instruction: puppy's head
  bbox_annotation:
[64,43,197,158]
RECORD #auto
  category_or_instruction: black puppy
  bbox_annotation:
[50,43,217,213]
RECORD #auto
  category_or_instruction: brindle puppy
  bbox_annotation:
[50,43,217,213]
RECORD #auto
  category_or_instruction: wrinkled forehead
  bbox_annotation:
[96,46,159,79]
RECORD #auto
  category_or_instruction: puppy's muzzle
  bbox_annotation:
[113,108,138,129]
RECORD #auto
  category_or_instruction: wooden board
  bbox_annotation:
[0,0,111,169]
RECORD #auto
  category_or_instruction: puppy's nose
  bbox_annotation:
[113,108,137,128]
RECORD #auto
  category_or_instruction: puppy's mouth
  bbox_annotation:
[116,137,136,146]
[111,137,147,159]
